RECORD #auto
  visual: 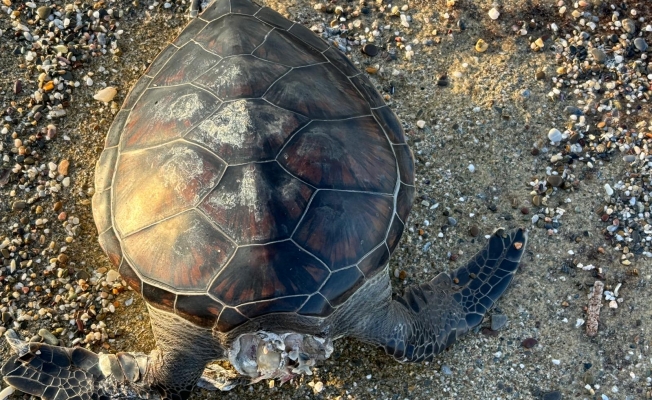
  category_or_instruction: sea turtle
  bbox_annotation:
[1,0,527,398]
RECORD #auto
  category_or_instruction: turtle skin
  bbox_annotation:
[92,0,416,332]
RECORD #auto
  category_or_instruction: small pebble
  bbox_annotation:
[634,38,648,52]
[58,159,70,176]
[36,6,51,19]
[547,175,563,187]
[416,120,426,129]
[361,44,379,57]
[475,39,488,53]
[106,269,121,283]
[488,7,500,20]
[491,314,508,331]
[94,87,118,103]
[38,328,59,345]
[521,337,538,348]
[469,225,480,237]
[590,48,607,64]
[622,19,636,34]
[542,391,562,400]
[547,128,562,143]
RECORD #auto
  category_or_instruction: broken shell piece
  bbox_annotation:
[94,87,118,103]
[475,39,489,52]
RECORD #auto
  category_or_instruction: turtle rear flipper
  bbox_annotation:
[2,330,148,400]
[354,228,527,362]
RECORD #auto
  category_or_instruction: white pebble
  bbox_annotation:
[106,269,120,283]
[552,359,561,365]
[488,7,500,20]
[85,77,93,86]
[604,184,614,196]
[548,128,562,143]
[468,164,475,173]
[93,87,117,103]
[416,120,426,129]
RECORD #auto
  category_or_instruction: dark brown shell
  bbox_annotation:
[92,0,415,331]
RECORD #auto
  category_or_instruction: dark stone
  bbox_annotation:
[362,43,379,57]
[541,391,562,400]
[521,337,538,348]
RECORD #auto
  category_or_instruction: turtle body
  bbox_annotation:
[1,1,527,399]
[91,0,415,329]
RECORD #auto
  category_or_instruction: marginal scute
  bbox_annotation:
[152,42,222,86]
[210,241,330,305]
[195,56,290,100]
[121,210,235,291]
[199,0,230,21]
[113,143,225,236]
[323,47,360,77]
[118,259,142,294]
[104,110,129,148]
[185,99,308,164]
[199,162,314,244]
[216,307,248,332]
[394,144,415,185]
[93,147,118,192]
[350,75,386,108]
[264,63,369,119]
[120,86,219,151]
[298,293,334,317]
[357,244,390,277]
[253,29,326,67]
[122,76,151,110]
[293,191,393,270]
[396,183,415,223]
[238,296,307,319]
[279,117,397,193]
[175,294,223,327]
[372,106,406,144]
[91,189,112,234]
[142,282,176,312]
[287,23,329,52]
[230,0,260,15]
[320,267,364,306]
[255,7,293,30]
[385,214,405,253]
[98,229,122,267]
[145,46,178,78]
[194,15,271,57]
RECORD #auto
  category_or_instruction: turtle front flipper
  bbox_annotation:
[353,228,527,362]
[2,329,151,399]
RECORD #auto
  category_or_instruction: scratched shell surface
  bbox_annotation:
[92,0,415,331]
